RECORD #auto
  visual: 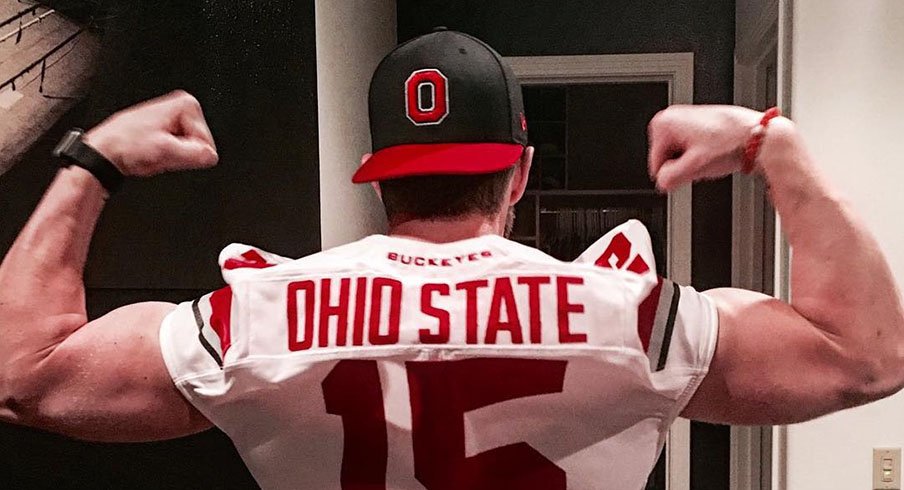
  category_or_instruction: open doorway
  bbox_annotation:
[507,52,694,490]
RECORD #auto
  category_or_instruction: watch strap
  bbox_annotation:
[54,129,124,194]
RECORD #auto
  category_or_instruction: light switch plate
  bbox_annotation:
[874,448,902,489]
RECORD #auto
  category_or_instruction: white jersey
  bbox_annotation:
[159,220,718,490]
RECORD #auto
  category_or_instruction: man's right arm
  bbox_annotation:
[648,107,904,425]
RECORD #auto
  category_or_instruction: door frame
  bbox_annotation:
[506,52,694,490]
[732,0,790,488]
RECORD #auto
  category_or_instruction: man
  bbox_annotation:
[1,29,902,490]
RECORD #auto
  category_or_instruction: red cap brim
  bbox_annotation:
[351,143,524,183]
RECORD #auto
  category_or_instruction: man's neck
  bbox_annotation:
[388,214,503,243]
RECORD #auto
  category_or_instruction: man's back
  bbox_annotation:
[4,37,902,490]
[161,221,716,489]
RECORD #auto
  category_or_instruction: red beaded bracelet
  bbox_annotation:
[741,107,782,174]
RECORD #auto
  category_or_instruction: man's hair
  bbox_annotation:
[379,166,516,224]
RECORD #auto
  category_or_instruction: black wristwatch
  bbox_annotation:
[53,129,124,194]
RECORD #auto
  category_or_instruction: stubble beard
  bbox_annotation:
[504,206,515,239]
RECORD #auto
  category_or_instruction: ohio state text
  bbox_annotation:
[286,274,587,350]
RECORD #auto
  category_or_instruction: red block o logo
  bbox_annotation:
[405,69,449,126]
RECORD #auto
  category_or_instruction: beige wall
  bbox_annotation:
[784,1,904,488]
[316,0,395,248]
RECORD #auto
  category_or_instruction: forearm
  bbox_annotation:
[0,166,106,361]
[0,92,218,436]
[760,119,904,360]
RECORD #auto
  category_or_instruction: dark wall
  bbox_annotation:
[1,1,321,296]
[398,2,735,489]
[81,0,321,290]
[0,1,319,488]
[398,0,735,287]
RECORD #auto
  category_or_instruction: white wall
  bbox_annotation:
[784,1,904,488]
[315,0,396,249]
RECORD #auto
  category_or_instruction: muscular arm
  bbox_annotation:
[649,107,904,424]
[0,91,218,441]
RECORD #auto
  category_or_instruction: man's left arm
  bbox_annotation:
[0,91,218,442]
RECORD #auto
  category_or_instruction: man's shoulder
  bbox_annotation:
[213,223,660,285]
[574,219,656,275]
[215,236,377,282]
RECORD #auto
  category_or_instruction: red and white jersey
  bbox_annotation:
[159,220,718,490]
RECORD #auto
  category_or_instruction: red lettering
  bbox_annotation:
[593,232,651,274]
[352,277,368,346]
[322,360,388,487]
[595,232,632,269]
[386,251,494,268]
[556,276,586,343]
[324,359,567,489]
[369,277,402,345]
[517,276,551,344]
[456,280,489,344]
[626,255,650,274]
[407,359,567,488]
[319,278,351,347]
[486,277,523,344]
[287,280,317,351]
[209,286,233,356]
[419,284,450,344]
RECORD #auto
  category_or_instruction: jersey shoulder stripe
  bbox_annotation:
[190,286,234,368]
[575,220,678,369]
[191,297,223,367]
[642,278,680,372]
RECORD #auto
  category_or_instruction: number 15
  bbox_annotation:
[322,358,569,489]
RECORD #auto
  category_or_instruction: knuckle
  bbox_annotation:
[183,95,202,110]
[169,89,190,99]
[648,109,672,133]
[171,90,200,110]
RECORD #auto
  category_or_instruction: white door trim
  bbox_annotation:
[733,1,780,488]
[771,1,795,489]
[506,52,695,490]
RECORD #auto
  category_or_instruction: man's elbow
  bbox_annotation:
[0,356,61,428]
[0,374,43,427]
[839,346,904,408]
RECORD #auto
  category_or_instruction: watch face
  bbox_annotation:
[53,130,84,158]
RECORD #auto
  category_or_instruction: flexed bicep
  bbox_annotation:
[9,302,212,442]
[682,288,870,425]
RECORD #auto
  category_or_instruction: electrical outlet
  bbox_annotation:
[874,448,902,490]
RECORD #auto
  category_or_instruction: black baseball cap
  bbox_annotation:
[352,28,528,183]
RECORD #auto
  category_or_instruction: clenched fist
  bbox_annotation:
[83,90,218,177]
[647,105,771,191]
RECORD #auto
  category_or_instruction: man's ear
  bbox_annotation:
[359,153,382,200]
[508,146,534,206]
[370,181,382,200]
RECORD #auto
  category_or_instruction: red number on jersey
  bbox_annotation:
[594,232,650,274]
[322,359,568,489]
[405,69,449,126]
[322,360,388,488]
